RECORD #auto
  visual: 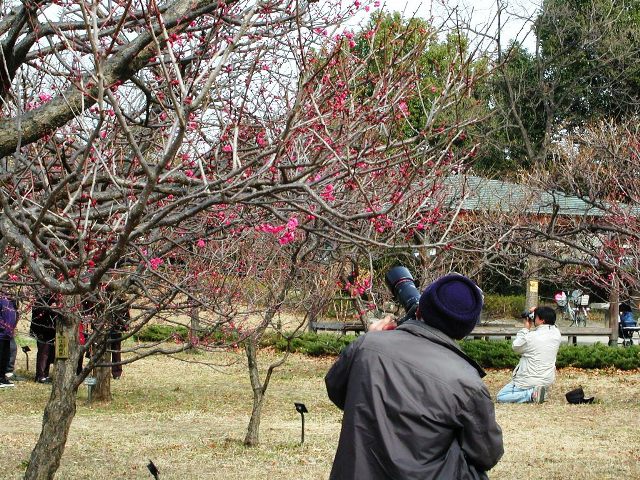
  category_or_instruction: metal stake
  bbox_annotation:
[294,402,308,445]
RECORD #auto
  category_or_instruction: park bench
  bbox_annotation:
[468,326,613,345]
[308,323,621,345]
[309,320,366,334]
[620,326,640,346]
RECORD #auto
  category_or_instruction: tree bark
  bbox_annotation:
[243,338,265,447]
[25,318,83,480]
[190,305,200,343]
[608,275,620,346]
[93,360,112,402]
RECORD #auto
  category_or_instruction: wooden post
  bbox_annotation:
[525,253,539,310]
[525,278,539,310]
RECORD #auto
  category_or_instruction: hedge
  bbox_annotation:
[136,327,640,370]
[133,324,239,344]
[482,294,526,319]
[264,333,640,370]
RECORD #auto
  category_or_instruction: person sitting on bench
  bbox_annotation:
[619,303,637,344]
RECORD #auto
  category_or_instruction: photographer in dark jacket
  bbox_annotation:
[325,274,503,480]
[30,293,61,383]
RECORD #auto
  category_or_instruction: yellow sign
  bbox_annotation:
[55,334,69,359]
[529,280,539,293]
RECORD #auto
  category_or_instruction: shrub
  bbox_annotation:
[459,340,520,369]
[134,324,240,344]
[262,332,358,356]
[133,324,189,342]
[266,332,640,370]
[556,343,640,370]
[482,294,526,319]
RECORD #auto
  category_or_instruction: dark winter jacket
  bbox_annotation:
[620,311,636,328]
[30,295,60,342]
[0,296,19,340]
[325,320,503,480]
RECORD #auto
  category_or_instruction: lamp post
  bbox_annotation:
[294,402,308,445]
[21,345,31,371]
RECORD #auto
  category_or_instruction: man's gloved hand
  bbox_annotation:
[368,315,397,332]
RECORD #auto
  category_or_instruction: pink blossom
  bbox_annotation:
[99,130,107,139]
[196,239,206,248]
[256,223,285,234]
[149,257,164,270]
[222,144,233,152]
[38,92,52,102]
[286,217,299,230]
[321,184,336,201]
[185,169,194,177]
[398,101,409,116]
[279,231,295,245]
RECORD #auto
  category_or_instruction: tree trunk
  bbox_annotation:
[25,318,82,480]
[608,275,620,346]
[190,305,200,343]
[93,351,112,402]
[243,339,265,447]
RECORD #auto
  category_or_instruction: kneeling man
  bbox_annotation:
[497,306,561,404]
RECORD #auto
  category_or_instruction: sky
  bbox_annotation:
[364,0,541,50]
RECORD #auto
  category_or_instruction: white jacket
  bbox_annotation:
[511,324,562,388]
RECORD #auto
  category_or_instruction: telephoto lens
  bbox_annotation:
[385,266,421,315]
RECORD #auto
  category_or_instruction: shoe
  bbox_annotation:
[5,372,14,379]
[532,386,546,404]
[112,376,121,380]
[0,377,15,388]
[36,377,52,384]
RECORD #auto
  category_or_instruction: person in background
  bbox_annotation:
[496,306,561,404]
[325,274,503,479]
[6,336,17,380]
[0,294,19,388]
[618,302,637,345]
[30,293,60,383]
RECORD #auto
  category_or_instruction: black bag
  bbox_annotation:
[565,386,595,404]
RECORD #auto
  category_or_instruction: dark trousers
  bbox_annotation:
[8,336,16,372]
[110,336,122,378]
[35,340,54,380]
[0,337,10,378]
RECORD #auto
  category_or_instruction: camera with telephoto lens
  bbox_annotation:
[385,266,421,326]
[520,310,535,321]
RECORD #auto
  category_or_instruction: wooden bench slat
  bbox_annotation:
[470,326,612,336]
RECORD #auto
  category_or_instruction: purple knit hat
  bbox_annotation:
[418,274,483,339]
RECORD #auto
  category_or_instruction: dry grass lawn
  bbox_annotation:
[1,343,640,479]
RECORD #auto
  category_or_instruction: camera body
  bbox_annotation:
[385,266,421,326]
[520,310,535,322]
